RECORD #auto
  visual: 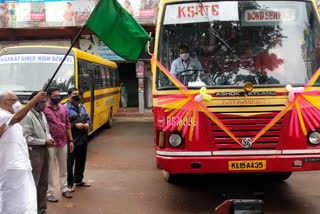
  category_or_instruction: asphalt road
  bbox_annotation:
[48,119,320,214]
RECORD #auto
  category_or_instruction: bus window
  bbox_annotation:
[93,65,104,89]
[78,60,90,92]
[114,68,120,87]
[109,68,114,87]
[110,68,117,87]
[0,53,75,93]
[99,66,107,88]
[105,67,111,88]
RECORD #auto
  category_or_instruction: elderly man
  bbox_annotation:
[0,91,46,214]
[20,91,55,214]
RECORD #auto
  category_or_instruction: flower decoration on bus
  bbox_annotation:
[285,83,320,137]
[252,70,320,142]
[151,56,240,144]
[194,87,212,103]
[151,56,320,148]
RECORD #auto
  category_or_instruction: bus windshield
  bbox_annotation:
[157,0,320,89]
[0,54,75,93]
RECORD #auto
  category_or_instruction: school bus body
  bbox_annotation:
[0,45,120,133]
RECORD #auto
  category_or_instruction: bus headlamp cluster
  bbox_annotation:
[168,133,182,147]
[308,131,320,145]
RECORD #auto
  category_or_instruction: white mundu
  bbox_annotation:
[0,108,37,214]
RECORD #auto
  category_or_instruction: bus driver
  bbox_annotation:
[170,44,203,78]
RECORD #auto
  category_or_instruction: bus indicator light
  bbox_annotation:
[244,82,253,93]
[158,131,165,148]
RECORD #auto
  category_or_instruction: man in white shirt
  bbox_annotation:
[0,91,46,214]
[170,44,203,78]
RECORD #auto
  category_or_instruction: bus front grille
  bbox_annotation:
[207,111,287,150]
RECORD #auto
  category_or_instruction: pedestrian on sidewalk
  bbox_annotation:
[0,91,46,214]
[120,82,128,108]
[20,91,55,214]
[43,87,74,202]
[64,87,91,191]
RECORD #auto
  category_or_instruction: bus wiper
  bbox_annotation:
[208,23,235,54]
[198,0,235,54]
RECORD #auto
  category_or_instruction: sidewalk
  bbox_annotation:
[114,107,153,121]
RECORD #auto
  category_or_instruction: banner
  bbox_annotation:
[0,39,71,50]
[0,0,159,28]
[118,0,159,24]
[79,35,124,61]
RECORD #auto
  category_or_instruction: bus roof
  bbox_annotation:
[0,45,117,69]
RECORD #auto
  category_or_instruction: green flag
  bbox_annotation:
[85,0,150,62]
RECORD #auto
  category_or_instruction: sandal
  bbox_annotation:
[68,185,75,192]
[75,181,91,187]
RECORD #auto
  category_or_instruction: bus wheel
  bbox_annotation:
[162,170,178,184]
[105,109,113,128]
[270,172,292,181]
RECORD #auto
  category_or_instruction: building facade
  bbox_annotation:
[0,0,157,110]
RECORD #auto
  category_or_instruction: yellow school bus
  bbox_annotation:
[0,45,120,133]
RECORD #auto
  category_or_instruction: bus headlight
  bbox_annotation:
[168,133,182,147]
[308,131,320,145]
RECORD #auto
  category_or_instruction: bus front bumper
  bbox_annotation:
[156,154,320,174]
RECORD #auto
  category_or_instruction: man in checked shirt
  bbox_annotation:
[43,87,74,202]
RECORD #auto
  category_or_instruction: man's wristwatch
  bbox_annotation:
[69,139,74,142]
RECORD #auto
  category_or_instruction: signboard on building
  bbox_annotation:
[0,0,159,28]
[118,0,159,24]
[79,35,124,61]
[0,39,71,50]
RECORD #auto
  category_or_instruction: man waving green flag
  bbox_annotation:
[85,0,150,62]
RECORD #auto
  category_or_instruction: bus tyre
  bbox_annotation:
[270,172,292,181]
[162,170,178,184]
[105,109,113,128]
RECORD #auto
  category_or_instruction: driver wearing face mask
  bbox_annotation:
[170,44,203,78]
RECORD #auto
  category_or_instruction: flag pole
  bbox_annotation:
[44,25,86,91]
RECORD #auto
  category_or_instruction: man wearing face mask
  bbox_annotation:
[0,91,46,214]
[170,44,203,78]
[20,91,55,214]
[64,88,91,191]
[43,87,74,202]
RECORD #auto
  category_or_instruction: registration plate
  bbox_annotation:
[228,160,266,171]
